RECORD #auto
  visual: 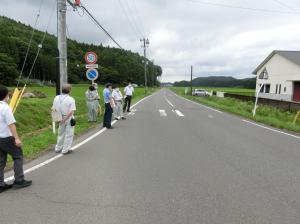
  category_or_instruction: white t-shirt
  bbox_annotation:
[0,101,16,138]
[124,85,134,96]
[112,89,123,101]
[52,94,76,116]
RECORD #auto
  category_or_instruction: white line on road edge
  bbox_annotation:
[173,93,223,114]
[175,110,184,117]
[242,119,300,140]
[159,109,167,117]
[5,94,154,182]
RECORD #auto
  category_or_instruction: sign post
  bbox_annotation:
[84,52,99,83]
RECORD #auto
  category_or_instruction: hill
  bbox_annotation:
[173,76,256,89]
[0,16,162,86]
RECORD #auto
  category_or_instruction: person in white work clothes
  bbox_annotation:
[112,85,126,120]
[52,84,76,155]
[0,85,32,193]
[123,80,134,113]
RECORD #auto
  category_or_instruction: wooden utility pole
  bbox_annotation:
[57,0,68,94]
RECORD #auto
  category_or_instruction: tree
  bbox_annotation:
[0,53,19,86]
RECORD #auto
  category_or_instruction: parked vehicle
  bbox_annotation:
[192,89,209,96]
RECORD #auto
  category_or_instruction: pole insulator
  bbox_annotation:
[75,0,80,6]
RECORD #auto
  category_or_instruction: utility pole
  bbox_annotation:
[190,65,193,95]
[140,38,149,90]
[57,0,68,94]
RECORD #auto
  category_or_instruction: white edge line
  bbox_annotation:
[175,110,184,117]
[173,92,223,114]
[242,119,300,140]
[5,93,153,182]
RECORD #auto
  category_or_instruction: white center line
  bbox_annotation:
[175,110,184,117]
[164,96,174,108]
[159,109,167,117]
[208,115,214,119]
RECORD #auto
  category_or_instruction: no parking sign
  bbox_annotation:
[86,69,99,81]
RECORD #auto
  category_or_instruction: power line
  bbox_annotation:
[271,0,296,11]
[17,0,45,86]
[67,0,124,49]
[123,0,145,37]
[132,0,147,37]
[116,0,142,37]
[184,0,300,15]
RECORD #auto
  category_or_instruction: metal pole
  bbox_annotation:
[57,0,68,93]
[190,65,193,95]
[253,84,264,117]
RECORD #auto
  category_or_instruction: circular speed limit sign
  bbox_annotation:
[84,52,98,64]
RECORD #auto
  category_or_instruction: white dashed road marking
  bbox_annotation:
[159,109,167,117]
[175,110,184,117]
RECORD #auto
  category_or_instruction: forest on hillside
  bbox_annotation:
[0,16,162,86]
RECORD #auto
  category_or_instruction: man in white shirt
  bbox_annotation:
[123,81,135,113]
[0,85,32,193]
[52,84,76,155]
[112,85,126,120]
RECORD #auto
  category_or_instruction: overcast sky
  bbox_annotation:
[1,0,300,82]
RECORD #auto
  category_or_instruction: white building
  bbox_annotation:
[253,50,300,102]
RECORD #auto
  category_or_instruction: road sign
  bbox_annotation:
[86,69,99,81]
[85,64,99,69]
[84,52,98,64]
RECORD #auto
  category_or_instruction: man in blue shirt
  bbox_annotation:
[103,83,114,129]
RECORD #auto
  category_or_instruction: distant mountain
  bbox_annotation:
[173,76,256,89]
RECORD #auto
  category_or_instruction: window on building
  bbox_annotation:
[265,84,270,93]
[259,68,269,80]
[260,84,264,93]
[284,87,287,92]
[279,84,282,94]
[275,84,278,94]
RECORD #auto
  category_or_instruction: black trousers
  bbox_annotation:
[123,95,132,112]
[103,103,113,128]
[0,137,24,186]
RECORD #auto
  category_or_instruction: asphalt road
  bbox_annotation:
[2,89,300,224]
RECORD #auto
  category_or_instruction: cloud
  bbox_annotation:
[1,0,300,82]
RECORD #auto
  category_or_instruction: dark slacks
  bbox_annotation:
[0,137,24,186]
[123,95,132,112]
[103,103,113,128]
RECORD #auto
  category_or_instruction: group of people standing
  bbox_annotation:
[102,81,134,129]
[0,81,135,193]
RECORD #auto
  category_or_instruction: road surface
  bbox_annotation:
[1,89,300,224]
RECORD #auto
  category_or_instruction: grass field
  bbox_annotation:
[176,87,255,96]
[9,85,154,164]
[171,87,300,133]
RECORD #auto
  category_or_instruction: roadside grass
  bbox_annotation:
[176,87,255,96]
[7,85,155,165]
[171,87,300,133]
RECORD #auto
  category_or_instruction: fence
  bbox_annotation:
[223,93,300,112]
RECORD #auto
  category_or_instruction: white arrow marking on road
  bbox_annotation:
[175,110,184,117]
[159,109,167,117]
[208,115,214,119]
